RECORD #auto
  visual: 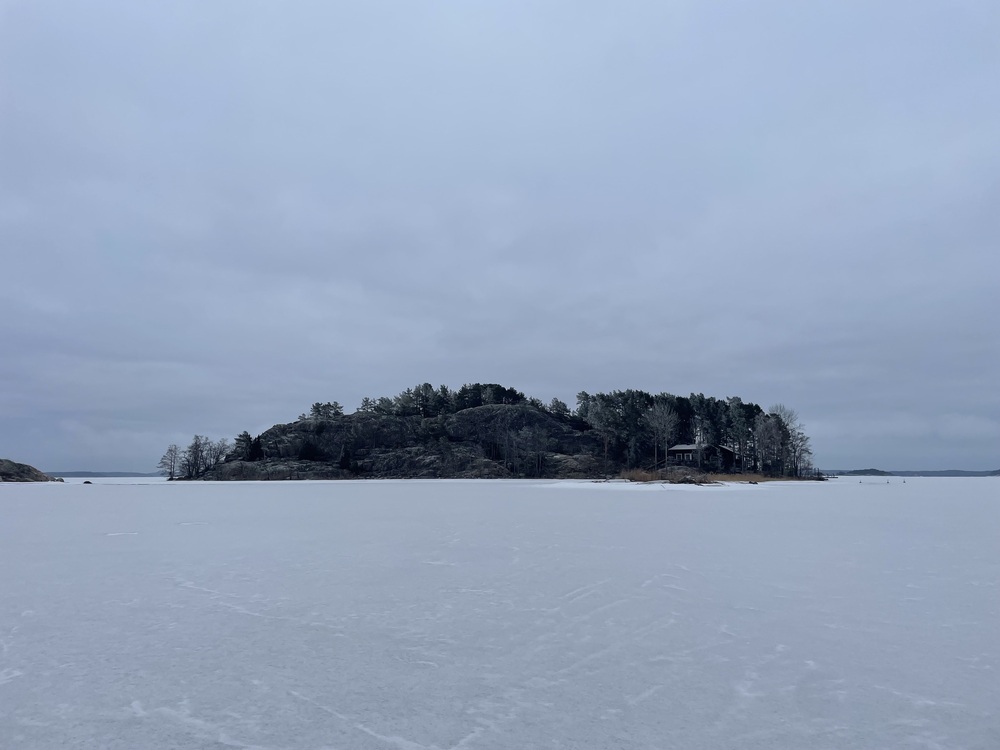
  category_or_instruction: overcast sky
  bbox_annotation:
[2,1,998,472]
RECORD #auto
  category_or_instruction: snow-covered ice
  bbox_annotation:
[1,478,998,749]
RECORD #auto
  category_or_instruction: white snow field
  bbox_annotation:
[1,478,998,749]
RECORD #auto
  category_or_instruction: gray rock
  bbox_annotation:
[0,458,59,482]
[199,403,609,481]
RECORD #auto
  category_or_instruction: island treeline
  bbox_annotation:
[160,383,814,481]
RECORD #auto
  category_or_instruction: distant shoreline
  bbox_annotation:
[44,471,161,478]
[827,468,999,478]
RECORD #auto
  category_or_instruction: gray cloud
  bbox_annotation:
[2,1,998,471]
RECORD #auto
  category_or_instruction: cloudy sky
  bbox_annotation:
[2,1,998,472]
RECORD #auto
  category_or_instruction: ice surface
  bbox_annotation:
[1,478,998,749]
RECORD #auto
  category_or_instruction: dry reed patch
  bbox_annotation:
[706,473,776,483]
[621,468,711,484]
[620,469,662,482]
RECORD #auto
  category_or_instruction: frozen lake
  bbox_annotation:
[2,478,998,749]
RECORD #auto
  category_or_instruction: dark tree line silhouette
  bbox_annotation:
[162,383,813,479]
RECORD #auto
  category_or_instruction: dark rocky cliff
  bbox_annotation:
[0,458,59,482]
[202,404,605,480]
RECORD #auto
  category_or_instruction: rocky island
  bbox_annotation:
[0,458,60,482]
[162,383,817,482]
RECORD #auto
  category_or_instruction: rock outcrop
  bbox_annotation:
[201,403,605,481]
[0,458,59,482]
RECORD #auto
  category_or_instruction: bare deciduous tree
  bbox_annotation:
[769,404,812,476]
[205,438,230,471]
[158,444,180,480]
[180,435,207,478]
[754,414,784,475]
[648,401,679,469]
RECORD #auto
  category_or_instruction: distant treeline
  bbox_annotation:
[835,468,1000,477]
[160,383,813,480]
